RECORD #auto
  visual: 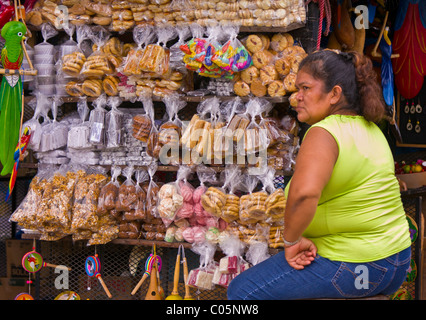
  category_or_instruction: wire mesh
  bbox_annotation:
[31,241,227,300]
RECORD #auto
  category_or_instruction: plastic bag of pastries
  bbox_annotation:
[220,165,242,223]
[9,165,52,230]
[187,241,218,290]
[157,178,184,227]
[116,166,138,212]
[175,165,195,220]
[191,165,217,227]
[138,25,174,76]
[132,93,153,143]
[118,219,141,239]
[157,93,185,165]
[71,166,109,238]
[97,165,121,215]
[239,175,268,225]
[60,25,87,78]
[81,26,114,79]
[240,98,271,156]
[143,162,163,224]
[122,24,155,76]
[223,98,250,146]
[122,169,149,221]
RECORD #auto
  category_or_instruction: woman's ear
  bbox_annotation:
[330,85,343,105]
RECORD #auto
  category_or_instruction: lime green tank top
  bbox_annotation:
[285,115,411,262]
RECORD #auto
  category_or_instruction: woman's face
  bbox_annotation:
[294,69,335,125]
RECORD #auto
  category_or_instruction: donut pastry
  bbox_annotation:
[250,78,267,97]
[284,33,294,47]
[260,65,278,85]
[267,80,286,97]
[65,81,83,97]
[289,91,298,107]
[233,80,250,97]
[245,34,263,53]
[252,50,273,69]
[283,73,297,92]
[274,57,291,76]
[103,76,119,96]
[258,34,270,51]
[240,66,259,84]
[270,33,288,52]
[82,79,103,97]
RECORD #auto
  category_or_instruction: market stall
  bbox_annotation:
[0,0,424,301]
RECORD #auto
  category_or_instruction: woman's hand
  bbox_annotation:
[284,237,317,270]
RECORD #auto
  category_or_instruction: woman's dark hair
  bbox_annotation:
[298,50,386,123]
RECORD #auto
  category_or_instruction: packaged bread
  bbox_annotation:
[116,166,138,212]
[97,165,121,215]
[221,166,242,223]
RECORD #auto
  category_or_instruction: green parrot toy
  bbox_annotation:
[0,21,27,176]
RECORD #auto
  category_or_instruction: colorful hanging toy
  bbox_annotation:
[22,247,71,273]
[6,125,31,201]
[131,252,162,295]
[85,254,112,298]
[0,0,37,182]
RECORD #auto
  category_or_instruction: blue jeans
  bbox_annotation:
[227,246,411,300]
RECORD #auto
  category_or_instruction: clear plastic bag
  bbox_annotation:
[132,94,153,144]
[213,235,248,288]
[158,93,185,165]
[192,165,217,227]
[67,97,93,150]
[175,165,195,220]
[105,96,124,149]
[39,97,68,152]
[89,94,108,146]
[121,24,156,76]
[81,26,113,79]
[116,166,138,212]
[220,165,242,223]
[22,93,48,152]
[187,241,218,290]
[138,25,173,76]
[239,175,268,225]
[157,179,184,227]
[97,165,121,215]
[71,166,109,239]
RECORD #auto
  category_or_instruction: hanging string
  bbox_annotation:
[306,0,332,50]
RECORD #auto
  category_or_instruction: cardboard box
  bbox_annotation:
[6,240,33,278]
[0,278,29,300]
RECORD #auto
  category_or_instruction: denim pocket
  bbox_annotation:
[332,262,388,298]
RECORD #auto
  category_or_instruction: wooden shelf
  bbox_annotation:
[19,162,293,176]
[24,94,289,105]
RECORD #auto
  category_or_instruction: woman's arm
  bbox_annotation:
[283,126,339,244]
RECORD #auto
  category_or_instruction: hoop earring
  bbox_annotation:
[415,120,421,133]
[407,118,413,131]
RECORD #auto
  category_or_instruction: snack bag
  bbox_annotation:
[169,25,191,69]
[97,165,121,215]
[71,166,109,240]
[145,162,162,223]
[245,239,271,265]
[116,166,138,212]
[158,93,185,165]
[39,96,68,153]
[89,94,108,146]
[37,165,79,238]
[187,241,218,291]
[122,24,155,76]
[105,96,124,149]
[239,175,268,225]
[133,169,149,220]
[213,235,248,288]
[81,26,113,79]
[192,165,218,228]
[175,165,195,220]
[9,165,53,231]
[139,25,174,76]
[157,179,184,227]
[220,165,242,223]
[132,93,153,144]
[67,97,93,150]
[22,93,48,152]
